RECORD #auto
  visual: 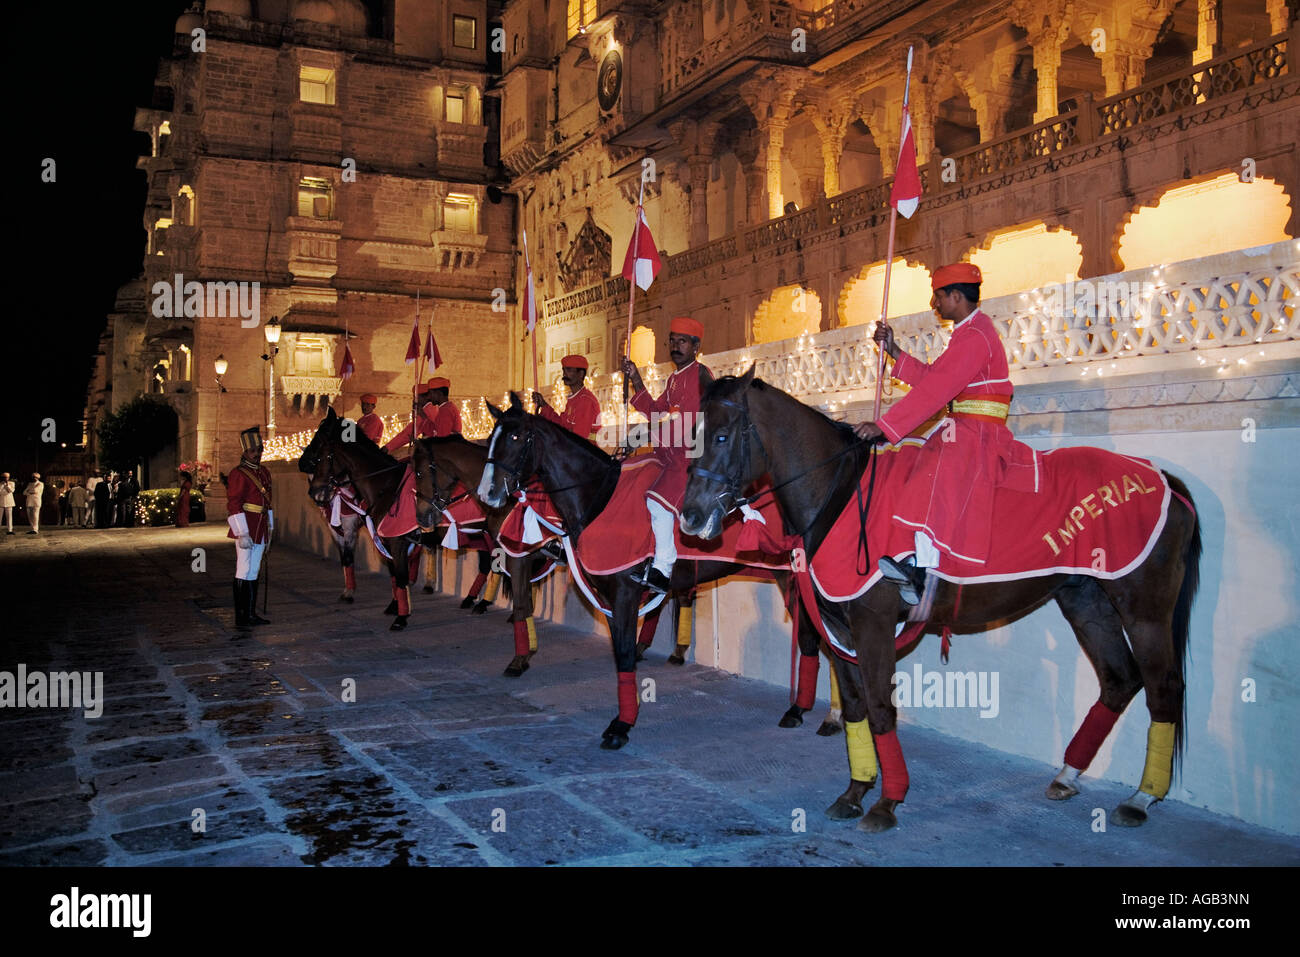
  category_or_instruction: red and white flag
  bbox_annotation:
[522,228,537,333]
[890,104,921,219]
[404,311,420,365]
[424,321,442,369]
[337,342,355,380]
[621,206,661,291]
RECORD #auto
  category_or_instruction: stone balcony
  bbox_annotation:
[434,120,489,175]
[288,103,343,163]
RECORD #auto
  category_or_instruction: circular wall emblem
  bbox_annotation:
[598,49,623,112]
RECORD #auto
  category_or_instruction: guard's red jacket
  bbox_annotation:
[383,400,462,452]
[877,309,1038,565]
[357,412,384,444]
[630,360,713,515]
[540,387,601,439]
[226,459,274,545]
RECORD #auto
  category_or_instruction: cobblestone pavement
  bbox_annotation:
[1,525,1297,867]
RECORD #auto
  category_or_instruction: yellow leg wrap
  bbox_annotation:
[484,574,501,602]
[1138,721,1176,798]
[829,664,842,713]
[676,604,693,649]
[526,616,538,653]
[845,719,878,783]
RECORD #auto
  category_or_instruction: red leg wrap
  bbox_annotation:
[343,567,356,590]
[396,587,410,616]
[513,619,529,656]
[637,611,659,648]
[795,654,819,711]
[410,548,422,580]
[617,672,639,725]
[876,729,909,801]
[468,572,487,598]
[1063,701,1122,771]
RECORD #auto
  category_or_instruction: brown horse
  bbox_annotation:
[681,369,1200,832]
[477,394,854,752]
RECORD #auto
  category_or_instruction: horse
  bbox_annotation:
[301,408,440,631]
[298,421,381,603]
[477,394,849,750]
[682,368,1200,832]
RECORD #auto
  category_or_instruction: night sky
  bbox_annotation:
[4,1,194,469]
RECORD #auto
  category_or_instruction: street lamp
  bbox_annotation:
[214,354,228,467]
[261,317,281,437]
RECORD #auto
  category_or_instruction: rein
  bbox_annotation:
[486,419,622,533]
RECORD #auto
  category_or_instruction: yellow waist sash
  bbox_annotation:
[242,503,265,513]
[951,398,1010,421]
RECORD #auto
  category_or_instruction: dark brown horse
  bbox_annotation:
[682,369,1200,832]
[302,408,439,631]
[477,394,852,752]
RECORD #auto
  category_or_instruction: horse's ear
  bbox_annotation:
[741,364,757,386]
[508,391,523,411]
[486,401,503,421]
[326,406,338,420]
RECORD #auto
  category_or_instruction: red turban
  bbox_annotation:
[560,354,588,370]
[669,316,704,340]
[360,393,378,404]
[931,263,983,290]
[428,377,450,390]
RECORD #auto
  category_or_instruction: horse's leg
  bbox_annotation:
[389,542,411,630]
[851,588,909,833]
[1097,501,1196,826]
[824,653,874,821]
[1048,578,1143,800]
[383,554,399,616]
[504,553,536,678]
[667,590,694,665]
[635,604,663,662]
[780,597,820,728]
[462,548,489,610]
[817,649,846,736]
[339,516,357,603]
[472,549,497,614]
[600,577,642,750]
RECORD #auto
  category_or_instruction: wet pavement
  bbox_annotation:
[1,524,1297,867]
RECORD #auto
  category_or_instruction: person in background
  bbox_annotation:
[94,474,111,529]
[121,472,139,527]
[24,473,44,534]
[58,482,70,526]
[176,470,193,528]
[83,475,98,526]
[0,472,14,534]
[69,481,88,528]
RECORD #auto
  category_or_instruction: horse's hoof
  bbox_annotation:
[389,615,409,631]
[667,650,686,666]
[503,655,529,678]
[778,705,805,728]
[339,593,354,603]
[471,600,490,615]
[824,797,864,821]
[1113,803,1149,827]
[857,798,899,833]
[815,719,843,737]
[1045,780,1080,801]
[383,600,399,615]
[459,596,475,609]
[634,642,649,662]
[600,733,629,750]
[422,585,434,594]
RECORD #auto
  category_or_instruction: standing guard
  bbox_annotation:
[620,316,713,594]
[532,354,602,439]
[227,426,274,628]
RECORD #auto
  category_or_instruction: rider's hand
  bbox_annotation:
[237,534,253,550]
[531,391,548,410]
[854,421,885,443]
[873,322,899,359]
[620,358,643,393]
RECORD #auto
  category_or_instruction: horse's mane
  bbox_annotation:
[704,374,858,442]
[500,404,613,463]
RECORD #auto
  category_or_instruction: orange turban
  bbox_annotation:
[360,393,378,404]
[428,377,450,390]
[560,354,589,370]
[930,263,983,290]
[669,316,704,340]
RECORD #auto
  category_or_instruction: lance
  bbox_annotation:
[622,174,647,449]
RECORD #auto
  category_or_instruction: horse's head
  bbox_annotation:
[478,392,534,508]
[304,407,344,507]
[681,365,765,540]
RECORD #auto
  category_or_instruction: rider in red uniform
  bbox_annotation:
[533,353,602,440]
[856,262,1037,604]
[356,393,385,444]
[383,377,462,453]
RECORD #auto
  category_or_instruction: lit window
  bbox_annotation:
[293,336,327,374]
[299,66,336,105]
[443,193,476,232]
[445,90,465,124]
[453,15,476,49]
[298,177,333,218]
[566,0,597,39]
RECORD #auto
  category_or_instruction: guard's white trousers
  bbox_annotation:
[235,542,267,580]
[647,498,677,576]
[914,530,940,568]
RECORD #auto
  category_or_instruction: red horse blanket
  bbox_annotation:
[809,444,1171,601]
[375,465,421,540]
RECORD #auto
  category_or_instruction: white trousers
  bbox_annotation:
[647,498,677,575]
[1,506,11,531]
[235,542,267,580]
[914,530,940,568]
[26,506,39,532]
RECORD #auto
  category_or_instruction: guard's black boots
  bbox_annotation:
[246,580,271,626]
[629,560,671,596]
[879,555,924,606]
[234,579,250,629]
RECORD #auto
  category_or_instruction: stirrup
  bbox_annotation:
[629,561,670,595]
[878,556,922,606]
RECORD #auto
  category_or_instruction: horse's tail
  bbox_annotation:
[1165,471,1201,781]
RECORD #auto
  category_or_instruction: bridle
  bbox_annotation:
[484,423,537,500]
[310,423,405,506]
[413,444,469,516]
[485,416,621,530]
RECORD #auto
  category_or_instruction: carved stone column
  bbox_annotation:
[810,96,853,198]
[1266,0,1289,35]
[687,155,712,246]
[1100,40,1150,96]
[1010,0,1074,122]
[734,130,767,226]
[1194,0,1223,63]
[740,70,799,220]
